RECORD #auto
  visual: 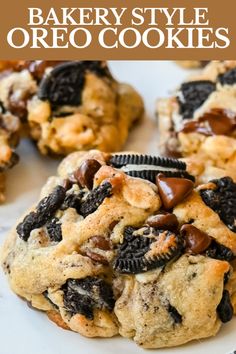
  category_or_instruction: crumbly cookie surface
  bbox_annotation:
[156,61,236,182]
[176,60,210,69]
[1,151,235,348]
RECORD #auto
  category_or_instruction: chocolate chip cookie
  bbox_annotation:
[0,61,144,156]
[156,61,236,177]
[1,151,235,348]
[0,102,20,202]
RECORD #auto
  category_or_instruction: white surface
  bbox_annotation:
[0,61,235,354]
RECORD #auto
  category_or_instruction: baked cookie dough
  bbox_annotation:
[176,60,210,69]
[1,151,235,348]
[0,61,144,155]
[0,104,20,202]
[156,61,236,177]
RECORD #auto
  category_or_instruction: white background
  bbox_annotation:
[0,61,235,354]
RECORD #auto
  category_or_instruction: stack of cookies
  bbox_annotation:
[1,61,236,349]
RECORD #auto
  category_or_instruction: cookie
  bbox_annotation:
[156,61,236,178]
[1,150,235,348]
[176,61,210,69]
[0,61,144,155]
[0,103,20,202]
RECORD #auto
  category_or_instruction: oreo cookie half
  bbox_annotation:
[113,226,183,274]
[38,61,111,106]
[200,177,236,233]
[109,154,195,183]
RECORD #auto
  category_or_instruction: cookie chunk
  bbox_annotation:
[156,61,236,178]
[0,61,144,155]
[1,151,235,347]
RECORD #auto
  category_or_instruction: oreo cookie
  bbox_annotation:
[200,177,236,233]
[113,225,183,274]
[109,154,195,183]
[218,67,236,86]
[178,80,216,119]
[38,61,111,106]
[63,277,115,320]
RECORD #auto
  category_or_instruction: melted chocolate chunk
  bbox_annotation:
[156,174,194,210]
[63,277,115,320]
[181,109,236,136]
[16,186,66,241]
[180,224,212,254]
[38,61,111,106]
[113,226,183,274]
[74,159,102,190]
[178,80,216,119]
[218,67,236,86]
[168,304,182,324]
[206,240,235,262]
[46,217,62,242]
[200,177,236,232]
[79,181,112,217]
[217,290,234,323]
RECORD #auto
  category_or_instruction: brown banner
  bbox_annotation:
[0,0,235,59]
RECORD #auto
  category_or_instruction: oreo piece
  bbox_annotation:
[109,154,195,183]
[63,277,115,320]
[16,186,66,241]
[218,67,236,86]
[46,217,62,242]
[109,154,186,170]
[178,80,216,119]
[79,181,112,217]
[126,170,194,183]
[60,192,84,212]
[217,290,234,323]
[206,240,235,262]
[38,61,111,106]
[200,177,236,232]
[168,304,182,324]
[113,226,183,274]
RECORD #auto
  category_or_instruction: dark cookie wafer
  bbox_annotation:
[109,154,186,170]
[63,277,115,320]
[178,80,216,119]
[218,67,236,86]
[113,226,183,274]
[109,153,194,183]
[200,177,236,233]
[126,169,195,183]
[38,61,111,106]
[16,185,66,241]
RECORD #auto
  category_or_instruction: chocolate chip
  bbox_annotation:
[90,236,112,250]
[156,174,194,210]
[146,212,179,231]
[84,250,108,265]
[217,290,233,323]
[180,224,212,254]
[74,159,102,190]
